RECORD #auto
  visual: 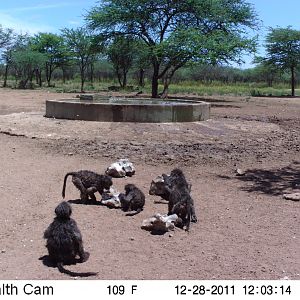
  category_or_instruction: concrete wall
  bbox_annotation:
[45,99,210,123]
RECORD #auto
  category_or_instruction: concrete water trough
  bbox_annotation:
[45,96,210,123]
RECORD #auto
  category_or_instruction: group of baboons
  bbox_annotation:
[43,167,197,277]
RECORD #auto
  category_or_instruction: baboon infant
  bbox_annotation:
[62,170,113,203]
[119,184,145,215]
[43,201,97,277]
[149,168,197,228]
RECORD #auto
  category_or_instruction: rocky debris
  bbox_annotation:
[235,168,246,176]
[101,187,122,208]
[283,192,300,201]
[106,159,135,177]
[141,213,179,233]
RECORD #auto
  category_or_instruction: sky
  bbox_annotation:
[0,0,300,68]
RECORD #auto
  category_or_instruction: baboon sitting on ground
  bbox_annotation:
[62,170,112,204]
[119,184,145,215]
[43,201,97,277]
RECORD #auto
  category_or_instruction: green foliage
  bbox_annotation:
[86,0,258,97]
[61,27,101,91]
[265,27,300,69]
[0,25,14,48]
[107,36,136,87]
[30,33,68,86]
[11,49,47,89]
[262,27,300,96]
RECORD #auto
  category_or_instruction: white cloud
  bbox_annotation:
[68,20,81,25]
[1,2,77,13]
[0,12,55,34]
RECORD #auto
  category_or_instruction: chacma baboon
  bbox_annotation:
[166,169,197,227]
[43,201,97,277]
[62,170,112,203]
[167,184,194,231]
[149,168,197,224]
[119,184,145,215]
[149,175,170,202]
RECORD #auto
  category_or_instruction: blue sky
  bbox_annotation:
[0,0,300,68]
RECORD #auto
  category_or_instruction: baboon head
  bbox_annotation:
[102,175,113,190]
[124,183,136,194]
[55,201,72,219]
[149,175,168,196]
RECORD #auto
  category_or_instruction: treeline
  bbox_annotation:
[0,26,299,93]
[1,0,300,97]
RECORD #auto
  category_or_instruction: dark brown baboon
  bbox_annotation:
[62,170,112,203]
[167,184,194,231]
[149,168,197,224]
[119,184,145,215]
[149,175,170,202]
[43,201,97,277]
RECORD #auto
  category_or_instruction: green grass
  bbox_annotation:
[1,78,298,97]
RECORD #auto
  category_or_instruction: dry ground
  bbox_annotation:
[0,89,299,280]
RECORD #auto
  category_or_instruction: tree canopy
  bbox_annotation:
[30,33,66,87]
[86,0,258,97]
[262,27,300,96]
[61,27,100,92]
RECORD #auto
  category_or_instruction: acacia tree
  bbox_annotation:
[0,25,13,48]
[30,33,66,87]
[0,26,15,87]
[86,0,258,98]
[107,36,136,87]
[263,27,300,96]
[61,27,100,92]
[1,32,30,87]
[11,49,46,89]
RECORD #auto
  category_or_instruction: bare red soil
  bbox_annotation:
[0,89,299,279]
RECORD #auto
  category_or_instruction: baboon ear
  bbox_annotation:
[162,174,168,181]
[153,175,164,183]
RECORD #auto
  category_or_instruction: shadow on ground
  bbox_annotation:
[218,161,300,196]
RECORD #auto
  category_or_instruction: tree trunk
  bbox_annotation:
[291,66,295,97]
[90,63,94,84]
[122,69,127,88]
[35,69,42,87]
[62,67,66,84]
[138,68,145,87]
[46,64,53,87]
[151,63,160,98]
[80,68,86,92]
[117,72,123,87]
[3,64,9,88]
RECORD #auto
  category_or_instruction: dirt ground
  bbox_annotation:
[0,88,299,280]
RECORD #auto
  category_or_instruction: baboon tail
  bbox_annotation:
[62,172,75,198]
[57,262,98,277]
[125,208,143,216]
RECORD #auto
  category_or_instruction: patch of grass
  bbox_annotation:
[1,77,297,97]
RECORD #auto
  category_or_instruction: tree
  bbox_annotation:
[61,27,101,92]
[1,32,29,87]
[11,49,47,89]
[30,33,66,87]
[0,26,15,87]
[262,27,300,96]
[86,0,258,98]
[0,25,14,48]
[107,36,136,87]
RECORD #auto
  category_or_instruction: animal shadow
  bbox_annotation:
[39,255,83,269]
[67,198,101,206]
